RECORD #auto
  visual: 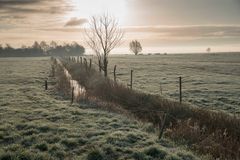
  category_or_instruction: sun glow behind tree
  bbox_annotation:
[65,0,128,25]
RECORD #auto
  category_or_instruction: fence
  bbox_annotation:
[51,56,177,140]
[49,56,240,159]
[65,56,212,108]
[53,55,240,124]
[54,56,240,124]
[75,56,240,117]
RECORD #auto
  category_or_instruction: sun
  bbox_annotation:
[66,0,127,25]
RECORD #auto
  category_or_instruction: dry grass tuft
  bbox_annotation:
[56,57,240,159]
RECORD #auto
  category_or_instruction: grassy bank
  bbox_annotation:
[59,57,240,159]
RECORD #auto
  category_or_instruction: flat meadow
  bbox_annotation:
[103,53,240,114]
[0,57,202,160]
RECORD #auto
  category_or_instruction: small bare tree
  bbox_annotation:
[206,47,211,53]
[129,40,142,55]
[85,14,124,77]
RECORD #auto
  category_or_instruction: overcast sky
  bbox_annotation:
[0,0,240,53]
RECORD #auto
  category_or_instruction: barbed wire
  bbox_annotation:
[63,56,240,117]
[54,57,240,158]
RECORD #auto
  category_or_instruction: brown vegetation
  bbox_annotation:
[53,57,240,159]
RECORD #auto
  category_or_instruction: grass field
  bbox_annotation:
[0,57,203,159]
[103,53,240,114]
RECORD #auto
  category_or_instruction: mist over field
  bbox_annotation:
[106,53,240,114]
[1,0,240,159]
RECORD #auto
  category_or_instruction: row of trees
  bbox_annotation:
[1,14,141,77]
[0,41,85,57]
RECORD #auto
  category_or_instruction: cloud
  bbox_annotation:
[127,0,240,25]
[46,24,240,39]
[64,18,88,27]
[0,0,70,15]
[0,0,72,30]
[123,25,240,38]
[41,28,85,32]
[0,0,41,5]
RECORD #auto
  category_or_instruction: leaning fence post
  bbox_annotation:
[45,80,48,90]
[159,113,167,139]
[160,82,162,95]
[179,76,182,103]
[113,65,117,82]
[71,87,74,104]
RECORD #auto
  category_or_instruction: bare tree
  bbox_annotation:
[85,14,124,77]
[129,40,142,55]
[206,47,211,53]
[40,41,49,53]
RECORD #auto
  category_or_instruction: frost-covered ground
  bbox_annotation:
[0,57,203,160]
[106,53,240,114]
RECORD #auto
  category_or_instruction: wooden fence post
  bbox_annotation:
[128,70,133,89]
[84,58,87,70]
[179,76,182,103]
[89,59,92,69]
[45,80,48,90]
[159,113,167,139]
[98,59,102,72]
[160,82,162,95]
[52,65,55,77]
[113,65,117,82]
[130,70,133,89]
[71,87,74,104]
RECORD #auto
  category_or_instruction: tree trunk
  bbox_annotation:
[103,56,108,77]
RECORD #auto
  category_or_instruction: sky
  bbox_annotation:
[0,0,240,53]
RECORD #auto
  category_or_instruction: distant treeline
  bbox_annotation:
[0,41,85,57]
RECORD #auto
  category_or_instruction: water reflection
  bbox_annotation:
[56,59,86,100]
